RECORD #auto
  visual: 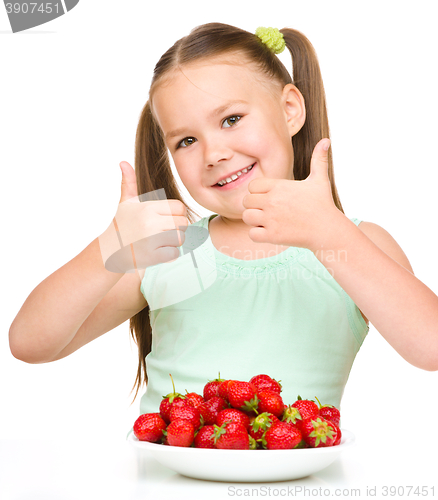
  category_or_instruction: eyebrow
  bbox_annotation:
[164,100,248,141]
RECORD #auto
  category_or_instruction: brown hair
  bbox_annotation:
[129,22,344,400]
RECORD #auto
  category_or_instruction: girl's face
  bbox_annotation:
[152,59,304,220]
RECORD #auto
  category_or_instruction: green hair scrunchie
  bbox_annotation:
[255,26,286,54]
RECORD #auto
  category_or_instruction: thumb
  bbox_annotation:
[119,161,139,203]
[309,139,330,180]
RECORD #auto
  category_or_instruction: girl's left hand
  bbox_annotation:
[242,139,343,252]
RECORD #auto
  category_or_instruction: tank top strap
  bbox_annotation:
[350,217,362,227]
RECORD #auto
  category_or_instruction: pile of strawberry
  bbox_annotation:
[133,374,342,450]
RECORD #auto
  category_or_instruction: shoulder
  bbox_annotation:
[356,221,414,275]
[353,220,414,326]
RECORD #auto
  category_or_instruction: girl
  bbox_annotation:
[9,23,438,417]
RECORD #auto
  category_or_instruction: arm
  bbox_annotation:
[9,234,147,364]
[311,215,438,371]
[243,139,438,370]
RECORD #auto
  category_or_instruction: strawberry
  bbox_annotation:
[249,412,279,441]
[203,374,225,400]
[228,381,258,413]
[170,402,201,429]
[332,422,342,446]
[159,374,186,423]
[262,421,302,450]
[249,374,282,394]
[216,408,250,430]
[314,396,341,427]
[205,395,228,417]
[291,396,319,430]
[197,402,216,425]
[257,390,284,418]
[217,380,234,401]
[198,396,228,425]
[282,405,302,427]
[166,418,195,447]
[185,391,205,409]
[194,425,216,448]
[213,421,250,450]
[133,413,167,443]
[301,417,338,448]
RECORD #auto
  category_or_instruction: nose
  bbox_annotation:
[204,136,234,168]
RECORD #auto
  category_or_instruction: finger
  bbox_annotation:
[242,192,266,210]
[248,226,269,244]
[242,208,265,227]
[247,177,278,194]
[308,139,330,180]
[158,215,189,232]
[141,199,185,216]
[119,162,139,203]
[154,199,188,217]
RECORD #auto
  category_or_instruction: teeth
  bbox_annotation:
[217,164,254,186]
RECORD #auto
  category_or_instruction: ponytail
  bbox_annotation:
[280,28,343,212]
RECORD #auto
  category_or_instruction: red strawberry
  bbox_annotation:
[197,402,216,425]
[213,421,250,450]
[301,417,338,448]
[263,421,302,450]
[170,402,201,429]
[198,396,228,425]
[217,380,234,401]
[133,413,167,443]
[194,425,216,448]
[185,392,205,409]
[228,381,258,413]
[205,396,228,417]
[291,396,319,430]
[249,412,279,441]
[257,390,284,418]
[332,422,342,446]
[216,408,250,430]
[282,405,302,427]
[249,374,282,394]
[166,418,195,447]
[315,396,341,427]
[203,374,225,400]
[159,374,186,423]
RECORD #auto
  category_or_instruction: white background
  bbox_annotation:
[1,0,438,494]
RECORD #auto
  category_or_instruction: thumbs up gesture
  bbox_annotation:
[98,161,188,273]
[119,161,140,203]
[242,139,342,252]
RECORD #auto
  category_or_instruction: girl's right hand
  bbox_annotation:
[99,161,188,273]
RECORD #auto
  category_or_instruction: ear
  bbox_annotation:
[281,84,306,137]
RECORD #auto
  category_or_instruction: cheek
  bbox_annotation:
[174,161,198,192]
[236,124,271,156]
[237,122,293,173]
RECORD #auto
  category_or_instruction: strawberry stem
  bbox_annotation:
[169,373,176,394]
[314,395,322,409]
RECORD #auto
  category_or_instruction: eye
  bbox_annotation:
[222,115,242,128]
[177,137,197,149]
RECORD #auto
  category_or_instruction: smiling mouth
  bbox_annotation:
[214,163,255,187]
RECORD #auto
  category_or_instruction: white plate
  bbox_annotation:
[128,429,355,482]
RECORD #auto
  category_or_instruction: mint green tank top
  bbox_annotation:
[138,214,369,415]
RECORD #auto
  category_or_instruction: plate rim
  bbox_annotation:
[128,427,355,453]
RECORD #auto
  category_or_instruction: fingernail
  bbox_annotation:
[323,140,331,151]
